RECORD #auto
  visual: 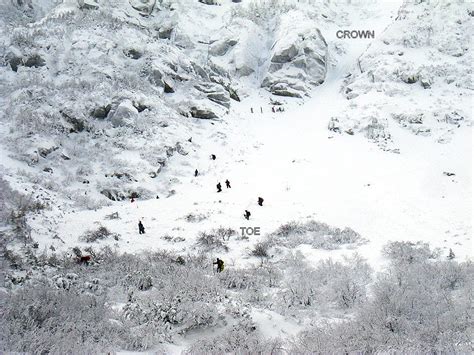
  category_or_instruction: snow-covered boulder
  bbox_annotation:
[107,100,138,127]
[262,12,328,97]
[195,82,230,108]
[209,37,238,57]
[190,106,218,119]
[78,0,99,10]
[129,0,156,16]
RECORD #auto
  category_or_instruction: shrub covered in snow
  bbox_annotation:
[278,252,372,310]
[382,240,440,264]
[0,177,47,243]
[290,250,473,353]
[185,318,283,354]
[269,220,365,250]
[1,281,124,353]
[79,225,118,243]
[195,228,232,252]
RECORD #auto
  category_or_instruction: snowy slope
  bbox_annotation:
[23,0,471,269]
[1,0,473,353]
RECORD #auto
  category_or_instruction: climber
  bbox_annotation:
[213,258,225,273]
[217,182,222,193]
[211,154,216,160]
[225,179,231,188]
[272,107,275,113]
[138,220,145,234]
[244,210,251,220]
[194,169,199,177]
[258,197,264,206]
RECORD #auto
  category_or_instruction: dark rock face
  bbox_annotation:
[100,189,140,201]
[9,56,22,72]
[100,189,126,201]
[198,0,219,5]
[269,83,303,98]
[24,55,46,68]
[195,82,231,108]
[404,75,418,84]
[91,104,112,119]
[124,49,143,59]
[209,38,238,56]
[8,52,46,71]
[60,110,86,132]
[190,107,218,119]
[38,146,58,158]
[163,80,175,93]
[207,92,230,108]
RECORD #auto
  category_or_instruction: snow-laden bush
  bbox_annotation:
[1,281,124,353]
[2,248,231,352]
[382,240,440,264]
[121,264,224,340]
[313,254,372,309]
[230,0,296,24]
[184,212,207,223]
[291,249,474,353]
[195,229,231,252]
[79,225,118,243]
[185,318,283,354]
[219,264,282,291]
[251,241,271,258]
[123,270,153,291]
[278,252,371,310]
[0,176,47,243]
[269,220,365,250]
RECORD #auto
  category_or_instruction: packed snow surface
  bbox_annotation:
[27,0,471,269]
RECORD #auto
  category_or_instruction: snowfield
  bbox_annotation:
[1,0,472,353]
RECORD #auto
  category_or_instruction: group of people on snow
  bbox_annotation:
[209,155,264,219]
[250,106,285,114]
[134,147,267,274]
[216,179,231,192]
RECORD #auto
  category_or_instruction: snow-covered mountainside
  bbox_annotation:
[335,0,472,150]
[1,0,472,353]
[0,0,334,208]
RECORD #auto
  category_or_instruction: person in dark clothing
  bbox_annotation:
[211,154,216,160]
[217,182,222,192]
[138,220,145,234]
[272,107,275,113]
[244,210,251,220]
[258,197,264,206]
[251,107,254,114]
[225,179,231,188]
[213,258,224,273]
[194,169,199,177]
